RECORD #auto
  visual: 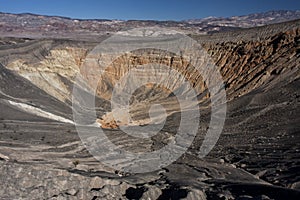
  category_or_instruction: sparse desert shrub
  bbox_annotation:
[72,160,80,168]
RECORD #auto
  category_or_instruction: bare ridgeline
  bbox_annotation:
[0,11,299,199]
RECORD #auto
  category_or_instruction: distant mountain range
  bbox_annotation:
[0,10,299,39]
[185,10,300,28]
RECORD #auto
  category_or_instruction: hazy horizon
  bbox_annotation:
[0,0,300,21]
[1,9,300,22]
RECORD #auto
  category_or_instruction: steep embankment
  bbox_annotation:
[3,21,299,127]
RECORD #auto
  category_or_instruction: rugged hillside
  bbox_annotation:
[0,19,299,199]
[1,21,299,126]
[205,28,300,99]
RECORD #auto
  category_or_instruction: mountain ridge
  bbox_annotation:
[0,10,300,38]
[1,10,299,22]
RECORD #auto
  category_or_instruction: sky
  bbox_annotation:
[0,0,299,21]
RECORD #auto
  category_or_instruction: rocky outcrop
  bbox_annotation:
[205,28,300,100]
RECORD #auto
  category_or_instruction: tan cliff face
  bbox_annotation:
[204,28,300,100]
[80,50,207,100]
[1,27,299,128]
[6,47,88,103]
